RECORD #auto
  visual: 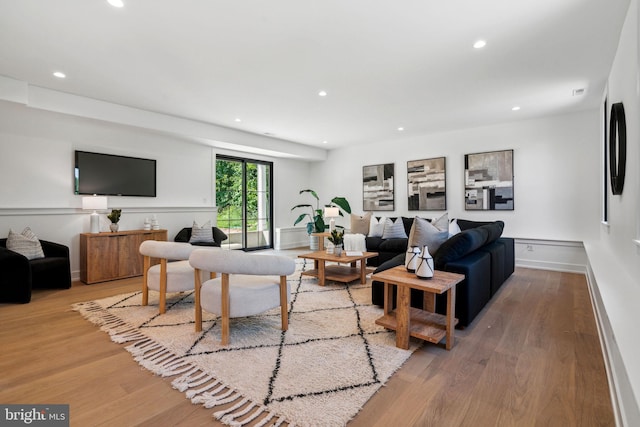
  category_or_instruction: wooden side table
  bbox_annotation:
[372,266,464,350]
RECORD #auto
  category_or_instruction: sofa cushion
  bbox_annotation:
[455,219,496,231]
[407,216,449,256]
[477,221,504,244]
[365,236,384,251]
[378,238,409,253]
[382,217,408,239]
[401,216,414,237]
[350,212,371,235]
[434,227,489,269]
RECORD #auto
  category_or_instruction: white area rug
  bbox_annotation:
[72,260,420,426]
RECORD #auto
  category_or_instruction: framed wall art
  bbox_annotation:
[464,149,514,210]
[363,163,394,211]
[407,157,446,211]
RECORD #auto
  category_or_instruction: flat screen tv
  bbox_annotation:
[74,151,157,197]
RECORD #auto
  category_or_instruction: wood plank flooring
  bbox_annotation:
[0,267,614,426]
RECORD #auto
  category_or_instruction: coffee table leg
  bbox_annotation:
[359,260,367,284]
[383,282,392,316]
[318,260,325,286]
[445,286,456,350]
[396,285,410,350]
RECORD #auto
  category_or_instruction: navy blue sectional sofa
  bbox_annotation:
[370,219,514,328]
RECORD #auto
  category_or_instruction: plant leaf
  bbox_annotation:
[293,213,309,226]
[299,189,319,201]
[291,204,312,211]
[331,197,351,214]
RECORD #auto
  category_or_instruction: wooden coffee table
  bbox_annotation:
[372,266,464,350]
[298,251,378,286]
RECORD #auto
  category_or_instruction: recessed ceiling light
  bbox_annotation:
[322,140,328,144]
[473,40,487,49]
[234,118,242,122]
[397,127,404,131]
[318,90,327,97]
[53,71,66,79]
[512,106,521,111]
[107,0,124,7]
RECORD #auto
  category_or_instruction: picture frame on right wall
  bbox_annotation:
[464,149,514,210]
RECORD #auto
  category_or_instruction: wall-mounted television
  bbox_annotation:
[74,151,157,197]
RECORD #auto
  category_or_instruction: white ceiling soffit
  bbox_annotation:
[0,0,631,153]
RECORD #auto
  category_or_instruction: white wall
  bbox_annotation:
[312,109,601,243]
[584,0,640,425]
[0,100,310,276]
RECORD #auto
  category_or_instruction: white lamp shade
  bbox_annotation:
[82,196,108,211]
[324,207,340,218]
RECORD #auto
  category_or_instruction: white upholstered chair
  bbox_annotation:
[139,240,216,314]
[188,249,296,345]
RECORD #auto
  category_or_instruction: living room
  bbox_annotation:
[1,1,639,425]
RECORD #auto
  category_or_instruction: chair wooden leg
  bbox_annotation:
[280,275,288,331]
[142,256,150,306]
[221,273,230,345]
[194,269,202,332]
[159,259,167,314]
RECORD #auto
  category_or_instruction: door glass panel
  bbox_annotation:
[216,157,272,250]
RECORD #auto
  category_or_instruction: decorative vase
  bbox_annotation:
[416,245,434,280]
[334,244,343,256]
[109,223,119,233]
[405,245,421,272]
[309,235,319,251]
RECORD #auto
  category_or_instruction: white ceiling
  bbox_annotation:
[0,0,631,150]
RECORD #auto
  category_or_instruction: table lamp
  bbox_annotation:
[324,207,340,232]
[82,196,108,233]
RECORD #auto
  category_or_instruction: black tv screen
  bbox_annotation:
[74,151,157,197]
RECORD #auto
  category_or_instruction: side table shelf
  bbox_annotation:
[80,229,167,284]
[376,308,458,345]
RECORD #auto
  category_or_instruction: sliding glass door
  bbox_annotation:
[215,156,273,250]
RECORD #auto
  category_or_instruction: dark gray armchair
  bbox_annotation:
[0,239,71,304]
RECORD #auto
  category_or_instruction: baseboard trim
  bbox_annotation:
[515,259,587,274]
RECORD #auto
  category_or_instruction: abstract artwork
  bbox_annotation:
[464,149,514,210]
[363,163,394,211]
[407,157,446,211]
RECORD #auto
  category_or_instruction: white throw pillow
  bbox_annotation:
[189,220,214,243]
[382,217,408,239]
[449,218,461,237]
[6,227,45,260]
[369,216,385,238]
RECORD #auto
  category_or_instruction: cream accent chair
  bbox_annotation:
[139,240,216,314]
[189,249,296,345]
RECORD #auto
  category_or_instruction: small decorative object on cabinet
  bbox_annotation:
[405,245,421,272]
[107,209,122,232]
[80,229,167,284]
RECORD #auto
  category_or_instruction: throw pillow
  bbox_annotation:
[449,218,461,237]
[6,227,45,260]
[382,217,408,239]
[431,212,449,231]
[369,216,385,237]
[189,220,214,243]
[350,212,371,236]
[407,216,449,256]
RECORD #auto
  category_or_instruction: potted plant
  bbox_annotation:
[291,189,351,249]
[107,209,121,232]
[328,229,345,256]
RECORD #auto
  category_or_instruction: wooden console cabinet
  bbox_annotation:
[80,229,167,284]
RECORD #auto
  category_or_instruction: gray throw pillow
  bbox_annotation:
[408,216,449,256]
[382,217,408,239]
[189,221,214,243]
[7,227,45,260]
